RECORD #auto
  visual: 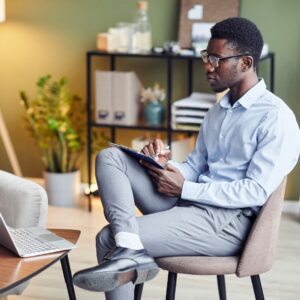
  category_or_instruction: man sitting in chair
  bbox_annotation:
[73,17,300,299]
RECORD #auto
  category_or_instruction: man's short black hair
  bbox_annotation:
[210,17,264,68]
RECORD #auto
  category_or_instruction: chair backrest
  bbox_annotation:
[0,170,48,297]
[0,170,48,228]
[236,178,287,277]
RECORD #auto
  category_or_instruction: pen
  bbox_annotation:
[151,146,170,158]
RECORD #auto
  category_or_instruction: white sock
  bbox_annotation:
[115,232,144,250]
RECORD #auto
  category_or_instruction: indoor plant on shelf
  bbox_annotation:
[20,75,85,207]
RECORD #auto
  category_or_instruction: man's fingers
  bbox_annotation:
[158,149,171,157]
[141,147,150,156]
[165,163,176,171]
[148,143,156,157]
[147,169,160,179]
[154,139,164,154]
[141,138,167,157]
[139,159,162,173]
[154,139,159,154]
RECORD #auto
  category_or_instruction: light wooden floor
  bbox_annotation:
[8,198,300,300]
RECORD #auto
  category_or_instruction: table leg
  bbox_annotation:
[60,255,77,300]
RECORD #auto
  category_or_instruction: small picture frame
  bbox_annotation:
[178,0,240,48]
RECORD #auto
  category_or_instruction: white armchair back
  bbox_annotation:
[0,170,48,296]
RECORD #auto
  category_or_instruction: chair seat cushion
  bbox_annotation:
[156,256,239,275]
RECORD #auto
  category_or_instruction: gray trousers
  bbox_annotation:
[95,147,253,300]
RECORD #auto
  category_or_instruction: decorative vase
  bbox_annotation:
[144,100,165,126]
[44,170,80,207]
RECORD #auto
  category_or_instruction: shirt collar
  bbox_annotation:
[220,79,267,109]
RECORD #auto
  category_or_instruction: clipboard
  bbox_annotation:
[109,142,164,169]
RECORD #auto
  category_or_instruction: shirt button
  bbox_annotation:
[219,158,224,162]
[211,175,214,178]
[228,109,232,113]
[220,134,224,139]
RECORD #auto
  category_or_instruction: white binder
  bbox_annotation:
[112,71,143,125]
[95,71,113,124]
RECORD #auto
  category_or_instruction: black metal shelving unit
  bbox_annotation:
[86,50,275,211]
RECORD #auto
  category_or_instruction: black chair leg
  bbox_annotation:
[217,275,227,300]
[166,272,177,300]
[251,275,265,300]
[134,283,144,300]
[60,255,77,300]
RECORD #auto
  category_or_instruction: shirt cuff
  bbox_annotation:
[181,180,203,201]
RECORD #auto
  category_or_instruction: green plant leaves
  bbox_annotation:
[19,75,85,173]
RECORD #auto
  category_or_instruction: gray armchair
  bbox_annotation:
[0,170,48,297]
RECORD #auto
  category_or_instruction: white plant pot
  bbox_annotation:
[44,170,80,207]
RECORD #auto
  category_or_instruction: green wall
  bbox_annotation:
[0,0,299,199]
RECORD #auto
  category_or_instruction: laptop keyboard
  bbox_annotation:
[9,228,59,255]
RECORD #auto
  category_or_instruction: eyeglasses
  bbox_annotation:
[200,50,249,68]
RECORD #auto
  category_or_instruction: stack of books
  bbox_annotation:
[172,93,216,131]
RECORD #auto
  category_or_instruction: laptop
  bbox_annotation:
[0,213,76,258]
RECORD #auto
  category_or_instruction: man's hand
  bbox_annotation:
[140,139,171,167]
[139,161,184,197]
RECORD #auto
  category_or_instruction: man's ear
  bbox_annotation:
[241,56,253,72]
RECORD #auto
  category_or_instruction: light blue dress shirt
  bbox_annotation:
[172,79,300,210]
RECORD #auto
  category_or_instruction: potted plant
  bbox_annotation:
[19,75,85,207]
[140,82,166,126]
